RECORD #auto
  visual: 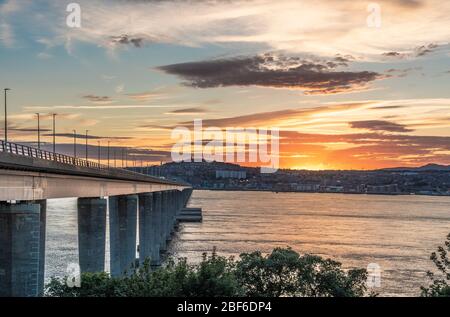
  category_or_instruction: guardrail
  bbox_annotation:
[0,140,146,179]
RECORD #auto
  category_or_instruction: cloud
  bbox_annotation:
[277,130,450,169]
[42,132,132,140]
[166,107,208,115]
[11,127,52,133]
[36,0,450,59]
[115,84,125,93]
[82,95,114,104]
[157,54,383,94]
[24,104,178,110]
[145,101,372,130]
[382,43,441,59]
[37,52,52,59]
[126,91,168,102]
[415,43,439,56]
[349,120,413,133]
[110,34,145,47]
[0,0,23,47]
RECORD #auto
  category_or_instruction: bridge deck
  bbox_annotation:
[0,141,189,201]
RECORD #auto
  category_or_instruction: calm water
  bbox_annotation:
[45,190,450,296]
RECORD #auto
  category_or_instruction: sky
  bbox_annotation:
[0,0,449,170]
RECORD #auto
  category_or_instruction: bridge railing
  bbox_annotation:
[0,140,145,178]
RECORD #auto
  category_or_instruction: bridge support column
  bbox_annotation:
[77,198,107,273]
[160,191,168,252]
[109,195,137,276]
[167,191,174,236]
[36,200,46,296]
[138,193,155,264]
[182,188,193,207]
[151,192,162,266]
[0,201,46,297]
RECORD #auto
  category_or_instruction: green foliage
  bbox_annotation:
[45,247,368,297]
[235,248,367,297]
[421,233,450,297]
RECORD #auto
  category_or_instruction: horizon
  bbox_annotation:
[1,0,450,170]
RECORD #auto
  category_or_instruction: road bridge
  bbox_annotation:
[0,141,193,297]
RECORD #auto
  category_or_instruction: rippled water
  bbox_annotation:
[45,190,450,296]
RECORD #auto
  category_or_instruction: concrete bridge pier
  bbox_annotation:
[182,188,192,207]
[173,191,182,230]
[169,191,177,237]
[159,191,168,252]
[151,192,162,266]
[77,197,107,273]
[109,195,137,276]
[0,200,46,297]
[139,192,162,266]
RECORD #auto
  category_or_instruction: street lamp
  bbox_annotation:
[107,141,110,168]
[4,88,11,143]
[36,113,40,150]
[97,141,101,165]
[73,129,77,158]
[52,113,56,153]
[85,130,89,161]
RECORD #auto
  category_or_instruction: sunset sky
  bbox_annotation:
[1,0,450,170]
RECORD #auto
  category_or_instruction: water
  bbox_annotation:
[45,190,450,297]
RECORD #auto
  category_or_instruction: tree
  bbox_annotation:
[235,247,367,297]
[421,233,450,297]
[46,247,368,297]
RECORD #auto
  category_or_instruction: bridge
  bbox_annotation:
[0,140,193,297]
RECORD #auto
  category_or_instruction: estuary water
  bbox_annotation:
[45,190,450,296]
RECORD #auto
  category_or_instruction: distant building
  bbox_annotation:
[295,184,320,192]
[366,184,399,194]
[215,170,247,179]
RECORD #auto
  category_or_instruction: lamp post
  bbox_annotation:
[36,113,40,149]
[4,88,10,143]
[73,130,77,158]
[52,113,56,153]
[97,141,100,165]
[85,130,89,161]
[107,141,110,168]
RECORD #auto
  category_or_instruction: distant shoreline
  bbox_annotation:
[193,188,450,197]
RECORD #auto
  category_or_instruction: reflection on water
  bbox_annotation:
[45,190,450,296]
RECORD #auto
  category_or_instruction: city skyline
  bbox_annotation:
[1,0,450,170]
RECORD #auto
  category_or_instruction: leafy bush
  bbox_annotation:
[236,248,367,297]
[421,233,450,297]
[45,247,367,297]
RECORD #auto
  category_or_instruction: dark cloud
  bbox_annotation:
[11,127,52,132]
[82,95,113,104]
[279,131,450,163]
[139,102,372,130]
[349,120,413,133]
[157,54,383,95]
[369,105,406,110]
[382,43,439,59]
[42,133,132,140]
[415,43,438,56]
[382,51,406,58]
[110,34,144,47]
[167,107,208,115]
